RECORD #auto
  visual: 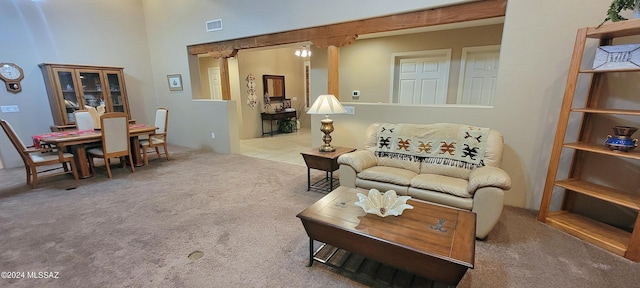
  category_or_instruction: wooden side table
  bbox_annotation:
[261,111,297,137]
[300,146,356,192]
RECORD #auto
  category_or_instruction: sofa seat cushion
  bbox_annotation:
[407,188,473,210]
[358,166,417,186]
[355,179,409,196]
[410,173,472,198]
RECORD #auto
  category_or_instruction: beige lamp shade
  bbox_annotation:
[307,94,346,115]
[307,94,346,152]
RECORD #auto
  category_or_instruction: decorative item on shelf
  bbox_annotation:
[592,44,640,71]
[294,100,304,129]
[85,94,97,106]
[605,125,639,152]
[274,103,284,113]
[354,189,413,217]
[306,94,346,152]
[599,0,640,27]
[263,91,271,112]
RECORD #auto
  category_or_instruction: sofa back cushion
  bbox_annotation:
[362,123,421,173]
[364,123,504,179]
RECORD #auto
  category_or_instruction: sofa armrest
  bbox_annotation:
[466,166,512,195]
[337,150,377,173]
[472,186,505,239]
[338,165,357,188]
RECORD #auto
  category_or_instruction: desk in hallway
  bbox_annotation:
[261,111,297,137]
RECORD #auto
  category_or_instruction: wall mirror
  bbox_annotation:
[263,75,285,100]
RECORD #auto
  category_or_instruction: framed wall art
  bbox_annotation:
[167,74,183,91]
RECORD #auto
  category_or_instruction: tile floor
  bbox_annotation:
[239,128,312,166]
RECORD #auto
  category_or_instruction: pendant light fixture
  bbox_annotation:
[294,45,311,57]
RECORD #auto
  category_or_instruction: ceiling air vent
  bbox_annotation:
[206,19,223,32]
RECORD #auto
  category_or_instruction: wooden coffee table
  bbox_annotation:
[296,186,476,286]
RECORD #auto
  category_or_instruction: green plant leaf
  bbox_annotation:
[599,0,638,27]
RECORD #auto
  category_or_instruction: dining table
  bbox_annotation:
[32,124,157,178]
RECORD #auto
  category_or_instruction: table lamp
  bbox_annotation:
[307,94,346,152]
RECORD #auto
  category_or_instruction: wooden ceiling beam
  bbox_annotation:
[207,49,238,59]
[187,0,507,55]
[312,35,358,48]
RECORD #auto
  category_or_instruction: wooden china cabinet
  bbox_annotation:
[40,63,131,127]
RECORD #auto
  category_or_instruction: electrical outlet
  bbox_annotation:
[0,105,19,113]
[211,132,216,139]
[292,97,298,101]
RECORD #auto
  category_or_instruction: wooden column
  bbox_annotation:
[327,46,340,99]
[312,35,357,101]
[219,57,231,100]
[208,49,238,101]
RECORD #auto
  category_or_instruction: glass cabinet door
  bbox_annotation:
[78,70,105,109]
[105,71,125,113]
[53,68,80,123]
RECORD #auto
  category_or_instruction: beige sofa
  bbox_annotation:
[337,123,511,239]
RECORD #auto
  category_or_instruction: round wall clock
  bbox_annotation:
[0,63,25,93]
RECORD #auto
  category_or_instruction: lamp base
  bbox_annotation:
[318,145,336,152]
[318,117,335,152]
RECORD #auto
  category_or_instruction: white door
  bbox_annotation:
[397,51,451,105]
[208,67,223,100]
[457,46,500,105]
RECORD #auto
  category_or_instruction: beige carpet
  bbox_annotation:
[0,147,639,288]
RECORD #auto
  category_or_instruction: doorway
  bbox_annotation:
[391,49,452,104]
[208,67,223,100]
[456,45,500,106]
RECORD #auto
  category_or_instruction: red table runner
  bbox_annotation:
[32,124,149,148]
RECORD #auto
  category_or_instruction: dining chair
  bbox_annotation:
[86,106,101,129]
[140,108,170,165]
[73,109,103,151]
[0,118,79,188]
[87,112,135,178]
[74,110,95,130]
[96,105,106,116]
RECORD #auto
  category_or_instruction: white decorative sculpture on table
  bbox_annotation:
[354,189,413,217]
